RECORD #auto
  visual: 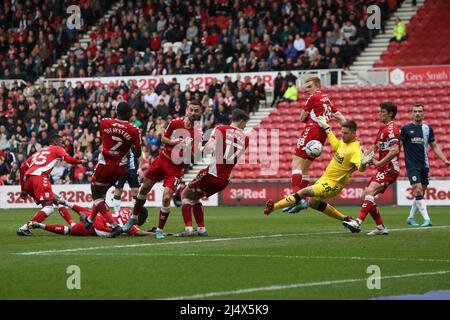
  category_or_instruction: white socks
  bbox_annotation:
[408,199,417,219]
[415,198,430,221]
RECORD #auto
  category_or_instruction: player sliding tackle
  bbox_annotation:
[264,117,373,230]
[28,199,153,237]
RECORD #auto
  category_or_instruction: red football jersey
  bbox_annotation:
[161,118,203,164]
[93,208,139,236]
[98,118,141,166]
[374,120,401,172]
[22,145,82,177]
[303,91,338,129]
[207,125,249,180]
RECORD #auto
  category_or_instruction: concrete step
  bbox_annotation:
[348,66,371,72]
[365,48,386,53]
[357,54,382,59]
[369,42,390,47]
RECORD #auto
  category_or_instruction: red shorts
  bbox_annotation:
[145,154,183,191]
[24,175,53,204]
[295,126,327,161]
[70,222,96,236]
[92,164,127,190]
[188,168,229,197]
[368,169,399,193]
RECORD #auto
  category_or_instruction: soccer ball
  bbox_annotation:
[305,140,323,158]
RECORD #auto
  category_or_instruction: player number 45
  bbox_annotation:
[31,151,51,166]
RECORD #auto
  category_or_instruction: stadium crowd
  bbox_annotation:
[0,0,113,81]
[1,0,398,80]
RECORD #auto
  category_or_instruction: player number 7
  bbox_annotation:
[110,136,123,151]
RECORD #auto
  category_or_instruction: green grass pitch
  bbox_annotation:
[1,206,450,300]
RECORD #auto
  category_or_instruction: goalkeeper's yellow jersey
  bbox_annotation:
[322,130,366,186]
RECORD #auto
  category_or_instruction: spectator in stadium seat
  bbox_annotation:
[340,20,357,41]
[201,104,215,132]
[306,43,319,62]
[391,17,407,42]
[272,72,285,107]
[156,99,169,120]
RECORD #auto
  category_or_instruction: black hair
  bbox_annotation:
[232,108,250,122]
[117,102,131,120]
[380,101,398,119]
[49,135,63,145]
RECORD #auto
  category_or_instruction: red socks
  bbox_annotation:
[133,198,146,218]
[370,208,384,225]
[300,176,310,190]
[158,207,170,229]
[291,171,302,193]
[358,195,384,225]
[181,201,193,227]
[292,171,309,193]
[44,224,69,235]
[193,203,204,228]
[31,210,49,223]
[58,207,74,225]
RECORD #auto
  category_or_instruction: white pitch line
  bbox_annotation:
[45,252,450,264]
[160,269,450,300]
[14,225,450,256]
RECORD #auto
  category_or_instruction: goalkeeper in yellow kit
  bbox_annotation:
[264,117,374,232]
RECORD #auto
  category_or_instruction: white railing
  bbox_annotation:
[39,69,346,92]
[0,79,27,89]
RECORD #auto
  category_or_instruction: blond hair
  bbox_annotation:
[305,76,321,88]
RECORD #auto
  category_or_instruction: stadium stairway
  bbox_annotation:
[183,102,275,183]
[342,0,425,86]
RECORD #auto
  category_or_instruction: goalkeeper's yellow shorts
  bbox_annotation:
[311,176,344,200]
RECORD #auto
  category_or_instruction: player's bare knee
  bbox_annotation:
[413,184,423,196]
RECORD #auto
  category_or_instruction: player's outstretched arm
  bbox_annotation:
[332,111,346,125]
[19,162,29,198]
[430,141,450,168]
[359,149,375,171]
[317,116,340,151]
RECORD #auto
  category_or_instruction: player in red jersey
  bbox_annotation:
[17,135,86,236]
[176,109,250,237]
[286,76,346,213]
[28,199,154,237]
[122,101,203,239]
[344,101,400,235]
[82,102,141,238]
